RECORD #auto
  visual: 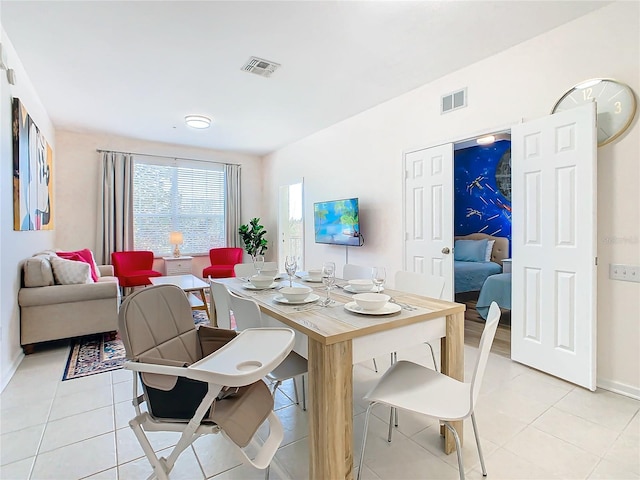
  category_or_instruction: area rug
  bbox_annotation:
[62,310,210,381]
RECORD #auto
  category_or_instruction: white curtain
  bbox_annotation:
[96,151,134,264]
[225,164,241,247]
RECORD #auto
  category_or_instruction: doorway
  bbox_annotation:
[453,132,512,357]
[278,181,304,271]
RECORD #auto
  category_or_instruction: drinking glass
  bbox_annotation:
[321,261,336,305]
[285,256,297,287]
[253,254,265,275]
[372,266,386,293]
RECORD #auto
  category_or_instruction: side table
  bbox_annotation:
[502,258,512,274]
[163,256,193,276]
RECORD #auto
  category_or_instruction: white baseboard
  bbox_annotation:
[1,351,25,393]
[597,377,640,400]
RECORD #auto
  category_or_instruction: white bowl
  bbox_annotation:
[280,286,313,302]
[249,275,274,288]
[307,269,322,281]
[353,293,390,311]
[348,278,374,292]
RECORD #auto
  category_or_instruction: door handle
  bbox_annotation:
[442,247,450,254]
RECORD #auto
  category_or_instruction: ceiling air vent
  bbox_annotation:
[441,88,467,114]
[242,57,281,78]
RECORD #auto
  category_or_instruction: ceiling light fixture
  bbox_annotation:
[185,115,211,129]
[476,135,496,145]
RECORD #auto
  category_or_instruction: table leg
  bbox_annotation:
[198,288,215,326]
[441,311,465,454]
[308,338,353,480]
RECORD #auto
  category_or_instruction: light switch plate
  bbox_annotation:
[609,264,640,283]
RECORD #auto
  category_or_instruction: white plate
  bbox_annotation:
[344,301,401,315]
[242,282,279,290]
[273,293,320,305]
[343,285,384,294]
[302,276,323,283]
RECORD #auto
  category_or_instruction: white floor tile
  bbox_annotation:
[48,384,114,421]
[503,425,600,479]
[55,371,112,397]
[0,456,34,480]
[0,424,45,466]
[588,458,640,479]
[83,467,118,479]
[532,406,621,456]
[555,388,640,431]
[0,397,52,434]
[192,431,245,478]
[477,447,565,479]
[40,405,115,453]
[118,445,205,479]
[115,425,181,465]
[30,432,116,479]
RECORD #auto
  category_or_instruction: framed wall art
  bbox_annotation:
[12,98,54,231]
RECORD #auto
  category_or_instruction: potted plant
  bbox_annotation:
[238,217,268,258]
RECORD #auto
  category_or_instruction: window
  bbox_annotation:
[133,156,225,256]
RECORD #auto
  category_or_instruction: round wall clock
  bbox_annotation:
[551,78,637,146]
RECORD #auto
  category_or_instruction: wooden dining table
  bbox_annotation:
[218,277,466,480]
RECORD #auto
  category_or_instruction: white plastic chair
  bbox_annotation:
[357,302,501,480]
[118,284,295,480]
[234,262,278,279]
[394,270,445,370]
[209,277,232,329]
[227,291,309,411]
[342,263,374,281]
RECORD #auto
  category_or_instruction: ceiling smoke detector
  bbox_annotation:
[242,57,281,78]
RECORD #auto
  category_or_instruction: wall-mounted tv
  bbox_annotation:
[313,197,362,246]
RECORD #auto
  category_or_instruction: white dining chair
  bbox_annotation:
[342,263,373,281]
[394,270,445,370]
[234,262,278,279]
[227,291,308,410]
[342,264,381,372]
[357,302,501,480]
[208,278,232,329]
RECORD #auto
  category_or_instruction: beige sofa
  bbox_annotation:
[18,253,120,353]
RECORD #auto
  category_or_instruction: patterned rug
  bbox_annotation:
[62,310,211,381]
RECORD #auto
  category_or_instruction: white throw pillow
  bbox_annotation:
[485,240,495,262]
[50,256,92,285]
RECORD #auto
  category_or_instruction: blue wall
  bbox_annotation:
[454,141,512,246]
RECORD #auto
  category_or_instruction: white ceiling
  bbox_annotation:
[1,1,609,156]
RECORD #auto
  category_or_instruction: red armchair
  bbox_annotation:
[111,251,162,293]
[202,247,243,279]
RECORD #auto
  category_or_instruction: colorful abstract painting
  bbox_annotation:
[12,98,54,231]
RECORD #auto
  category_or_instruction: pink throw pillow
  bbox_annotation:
[57,249,99,282]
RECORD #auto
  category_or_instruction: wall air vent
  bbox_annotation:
[242,57,281,78]
[441,88,467,114]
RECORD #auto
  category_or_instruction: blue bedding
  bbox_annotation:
[477,273,512,319]
[454,261,502,293]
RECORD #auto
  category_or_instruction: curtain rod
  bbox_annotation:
[96,149,242,167]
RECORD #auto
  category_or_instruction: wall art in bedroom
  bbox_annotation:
[12,98,54,231]
[454,140,511,242]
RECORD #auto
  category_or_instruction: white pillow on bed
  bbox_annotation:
[485,240,495,262]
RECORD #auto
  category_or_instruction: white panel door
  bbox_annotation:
[511,102,597,390]
[403,144,454,300]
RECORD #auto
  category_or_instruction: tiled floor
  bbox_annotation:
[1,342,638,480]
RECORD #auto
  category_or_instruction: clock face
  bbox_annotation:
[552,79,637,146]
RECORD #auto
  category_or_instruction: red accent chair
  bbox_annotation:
[202,247,243,279]
[111,251,162,293]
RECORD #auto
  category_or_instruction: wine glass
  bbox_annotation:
[285,256,297,287]
[321,261,336,305]
[253,254,265,275]
[372,266,386,293]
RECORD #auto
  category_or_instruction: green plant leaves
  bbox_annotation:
[238,217,268,256]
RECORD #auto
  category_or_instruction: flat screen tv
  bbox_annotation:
[313,198,362,246]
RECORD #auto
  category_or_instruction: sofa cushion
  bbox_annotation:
[57,249,100,281]
[24,256,55,287]
[50,256,92,285]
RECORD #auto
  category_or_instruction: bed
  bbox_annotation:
[454,233,508,294]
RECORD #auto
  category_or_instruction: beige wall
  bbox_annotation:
[263,3,640,396]
[1,30,56,388]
